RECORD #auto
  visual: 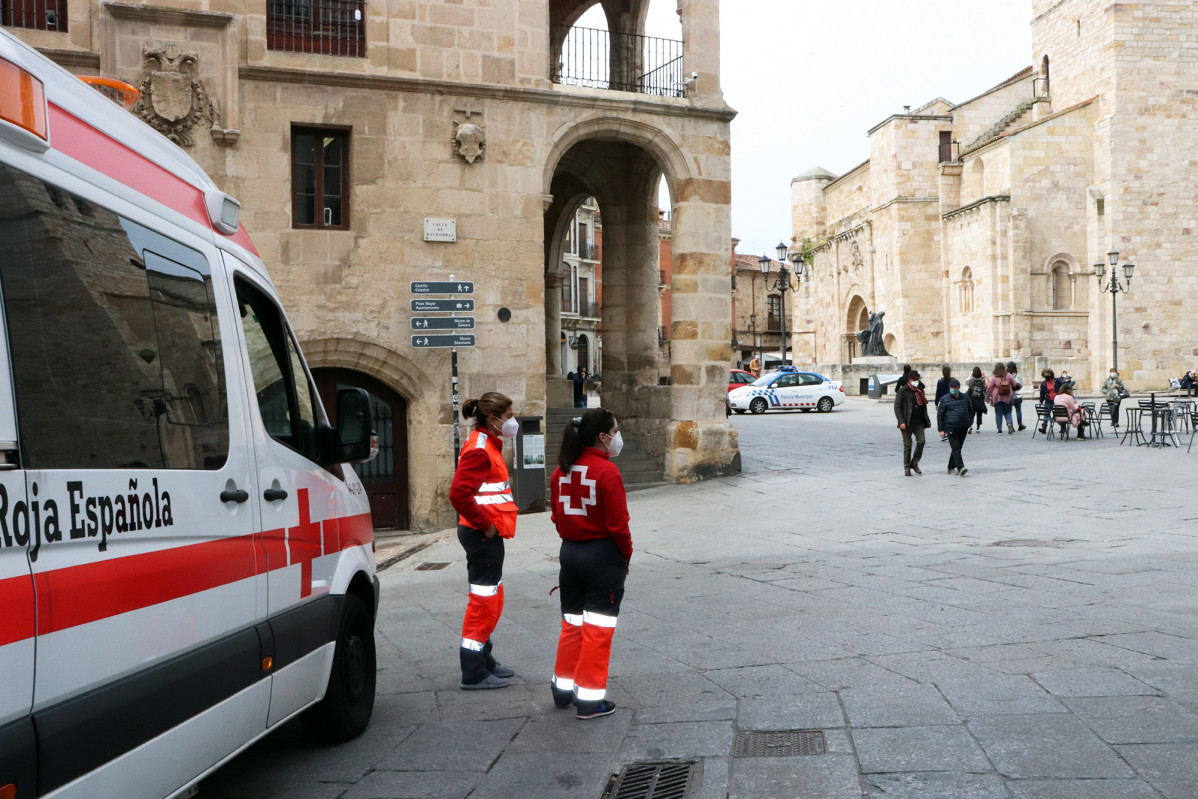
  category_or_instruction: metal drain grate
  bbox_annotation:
[733,730,826,757]
[415,561,451,571]
[601,760,699,799]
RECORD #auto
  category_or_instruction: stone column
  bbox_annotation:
[679,0,723,102]
[545,270,563,375]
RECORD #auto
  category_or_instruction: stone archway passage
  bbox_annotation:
[313,368,410,531]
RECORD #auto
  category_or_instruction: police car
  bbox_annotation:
[728,366,845,414]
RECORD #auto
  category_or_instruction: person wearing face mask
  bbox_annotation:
[548,408,632,720]
[937,378,972,475]
[894,369,931,476]
[450,392,521,690]
[1102,368,1128,428]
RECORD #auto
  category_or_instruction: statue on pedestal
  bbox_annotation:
[856,310,890,357]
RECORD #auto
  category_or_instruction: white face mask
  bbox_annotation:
[909,380,919,387]
[498,417,519,439]
[604,430,624,458]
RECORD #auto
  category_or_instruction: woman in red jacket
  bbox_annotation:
[549,408,632,720]
[450,392,520,690]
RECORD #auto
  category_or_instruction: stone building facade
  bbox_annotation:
[791,0,1198,393]
[9,0,737,531]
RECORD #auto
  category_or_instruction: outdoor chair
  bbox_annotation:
[1190,411,1198,453]
[1081,402,1103,438]
[1051,405,1073,440]
[1032,403,1053,439]
[1171,400,1193,434]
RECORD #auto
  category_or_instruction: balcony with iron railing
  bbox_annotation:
[1,0,67,31]
[563,300,600,319]
[551,25,684,98]
[267,0,366,58]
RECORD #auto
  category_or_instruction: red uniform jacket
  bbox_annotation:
[549,447,633,560]
[450,430,518,538]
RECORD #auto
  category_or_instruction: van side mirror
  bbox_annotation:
[327,388,376,464]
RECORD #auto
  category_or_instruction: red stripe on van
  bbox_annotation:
[27,510,374,637]
[34,535,259,634]
[0,573,36,647]
[48,103,260,256]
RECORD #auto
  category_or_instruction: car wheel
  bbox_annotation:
[817,397,834,413]
[749,398,768,415]
[733,409,747,415]
[301,594,376,743]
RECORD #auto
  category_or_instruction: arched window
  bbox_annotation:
[959,267,975,313]
[1051,261,1071,310]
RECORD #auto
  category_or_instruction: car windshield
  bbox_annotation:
[750,374,777,387]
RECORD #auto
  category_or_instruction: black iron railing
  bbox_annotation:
[267,0,365,58]
[552,24,684,98]
[1,0,67,31]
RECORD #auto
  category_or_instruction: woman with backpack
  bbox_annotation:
[986,362,1017,434]
[966,366,988,433]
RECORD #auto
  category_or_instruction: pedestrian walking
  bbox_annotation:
[937,378,972,475]
[450,392,520,690]
[549,408,632,720]
[1006,361,1026,430]
[894,369,931,476]
[1102,367,1128,427]
[966,366,988,432]
[986,362,1017,434]
[934,364,952,406]
[568,367,589,408]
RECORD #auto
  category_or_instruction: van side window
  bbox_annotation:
[0,163,229,470]
[235,278,321,462]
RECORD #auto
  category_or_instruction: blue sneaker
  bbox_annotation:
[576,699,616,720]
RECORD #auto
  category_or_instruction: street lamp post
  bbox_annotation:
[759,242,806,368]
[1094,250,1135,372]
[749,312,758,372]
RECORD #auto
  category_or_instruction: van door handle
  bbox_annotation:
[220,489,250,503]
[263,488,289,502]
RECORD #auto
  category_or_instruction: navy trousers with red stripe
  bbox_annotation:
[552,538,626,703]
[458,525,505,684]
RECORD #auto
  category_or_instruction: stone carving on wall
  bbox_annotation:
[850,240,863,272]
[131,43,214,147]
[453,122,486,164]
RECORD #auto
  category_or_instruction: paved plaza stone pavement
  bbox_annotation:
[202,396,1198,799]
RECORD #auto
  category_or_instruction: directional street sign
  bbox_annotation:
[411,334,476,349]
[411,281,474,295]
[411,316,475,330]
[411,298,475,313]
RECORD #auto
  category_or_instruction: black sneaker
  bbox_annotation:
[576,699,617,720]
[551,684,575,709]
[488,662,516,679]
[958,467,968,476]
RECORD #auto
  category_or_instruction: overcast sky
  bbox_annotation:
[583,1,1034,258]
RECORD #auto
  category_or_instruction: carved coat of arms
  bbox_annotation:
[453,122,486,164]
[132,43,214,147]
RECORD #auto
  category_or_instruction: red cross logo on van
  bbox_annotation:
[557,467,596,517]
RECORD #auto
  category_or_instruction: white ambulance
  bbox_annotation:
[0,30,379,799]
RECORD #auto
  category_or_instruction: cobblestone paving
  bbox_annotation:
[202,397,1198,798]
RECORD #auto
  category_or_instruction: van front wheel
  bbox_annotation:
[301,594,376,743]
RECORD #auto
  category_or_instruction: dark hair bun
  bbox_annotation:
[462,399,479,418]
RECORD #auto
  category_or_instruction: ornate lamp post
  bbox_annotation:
[1094,250,1135,372]
[759,242,805,367]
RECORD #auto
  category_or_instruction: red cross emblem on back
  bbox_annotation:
[558,466,597,517]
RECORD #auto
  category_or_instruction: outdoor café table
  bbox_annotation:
[1140,393,1177,448]
[1121,406,1147,446]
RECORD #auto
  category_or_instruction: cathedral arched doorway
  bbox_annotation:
[313,368,409,531]
[845,294,868,360]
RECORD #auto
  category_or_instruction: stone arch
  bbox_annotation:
[300,337,427,405]
[543,116,692,205]
[958,266,975,313]
[883,333,898,355]
[966,157,985,199]
[1039,54,1050,96]
[845,293,868,332]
